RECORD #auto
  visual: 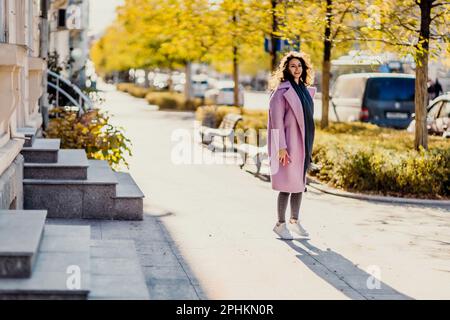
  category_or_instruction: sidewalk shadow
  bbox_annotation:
[151,215,209,300]
[47,212,207,300]
[284,239,414,300]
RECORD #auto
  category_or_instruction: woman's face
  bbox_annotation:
[288,58,302,82]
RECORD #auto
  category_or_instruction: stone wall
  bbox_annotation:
[0,154,24,210]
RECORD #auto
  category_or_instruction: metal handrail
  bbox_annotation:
[47,70,93,113]
[48,82,82,110]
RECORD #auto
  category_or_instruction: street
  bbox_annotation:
[100,85,450,299]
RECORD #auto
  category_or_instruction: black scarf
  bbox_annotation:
[289,79,315,177]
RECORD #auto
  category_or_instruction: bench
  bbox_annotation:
[235,144,322,177]
[235,143,268,176]
[200,113,243,151]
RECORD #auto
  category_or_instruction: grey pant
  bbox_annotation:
[277,192,303,223]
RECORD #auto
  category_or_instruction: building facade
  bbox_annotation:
[0,0,90,210]
[48,0,89,87]
[0,0,45,209]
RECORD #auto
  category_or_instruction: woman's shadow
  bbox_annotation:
[283,238,413,300]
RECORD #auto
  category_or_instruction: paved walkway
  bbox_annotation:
[96,85,450,300]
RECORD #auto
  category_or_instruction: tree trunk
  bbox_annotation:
[144,69,150,88]
[167,68,174,92]
[184,61,192,101]
[414,0,431,151]
[270,0,278,72]
[321,0,332,129]
[233,45,240,107]
[232,11,240,107]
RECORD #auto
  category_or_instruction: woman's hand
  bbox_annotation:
[278,148,291,166]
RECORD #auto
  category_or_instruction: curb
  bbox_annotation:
[306,176,450,207]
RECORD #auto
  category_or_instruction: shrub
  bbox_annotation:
[117,83,156,98]
[236,110,268,146]
[44,108,132,171]
[128,86,151,98]
[116,82,134,93]
[118,82,215,111]
[195,106,242,127]
[146,91,184,109]
[146,91,208,111]
[312,130,450,199]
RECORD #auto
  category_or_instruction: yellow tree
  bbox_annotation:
[206,0,269,106]
[90,23,134,76]
[277,0,362,129]
[358,0,450,150]
[91,0,194,84]
[155,0,215,99]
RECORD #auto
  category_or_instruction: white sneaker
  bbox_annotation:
[273,223,293,240]
[290,221,309,237]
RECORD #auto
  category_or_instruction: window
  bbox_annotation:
[332,77,366,99]
[58,9,66,28]
[366,77,415,102]
[437,101,450,118]
[427,101,443,120]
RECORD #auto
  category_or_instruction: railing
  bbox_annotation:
[47,70,93,115]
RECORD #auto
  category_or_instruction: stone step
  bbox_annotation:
[23,160,118,219]
[88,240,149,300]
[16,127,38,148]
[0,210,47,278]
[0,225,90,300]
[24,149,89,180]
[21,138,60,163]
[113,172,145,221]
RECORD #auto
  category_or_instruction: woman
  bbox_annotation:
[267,51,316,240]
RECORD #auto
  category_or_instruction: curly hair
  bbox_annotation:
[269,51,314,91]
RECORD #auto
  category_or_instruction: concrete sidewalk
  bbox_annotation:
[99,86,450,300]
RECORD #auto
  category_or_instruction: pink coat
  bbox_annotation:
[267,81,316,193]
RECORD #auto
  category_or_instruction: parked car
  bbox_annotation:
[330,73,416,129]
[191,74,210,98]
[407,93,450,137]
[204,80,244,106]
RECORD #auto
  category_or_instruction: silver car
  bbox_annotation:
[407,93,450,138]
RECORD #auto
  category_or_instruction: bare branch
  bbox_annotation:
[430,33,450,39]
[331,2,354,40]
[337,37,413,47]
[432,1,450,8]
[393,14,420,33]
[431,9,449,21]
